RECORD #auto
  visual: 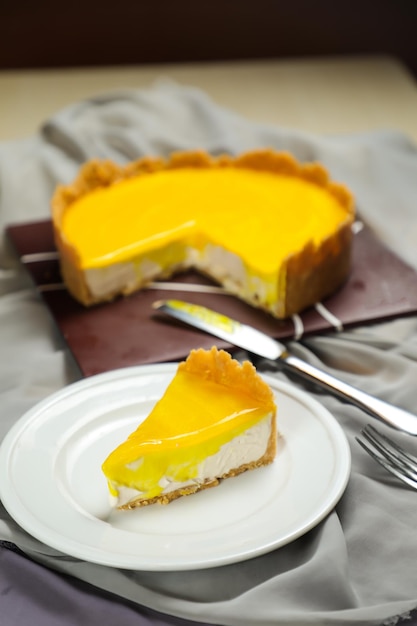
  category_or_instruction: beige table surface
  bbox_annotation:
[0,54,416,143]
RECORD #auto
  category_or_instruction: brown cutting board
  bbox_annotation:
[6,219,417,377]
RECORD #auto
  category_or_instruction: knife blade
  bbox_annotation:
[153,299,417,436]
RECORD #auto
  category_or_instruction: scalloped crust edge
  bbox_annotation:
[179,347,276,406]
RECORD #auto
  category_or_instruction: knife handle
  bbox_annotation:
[281,353,417,436]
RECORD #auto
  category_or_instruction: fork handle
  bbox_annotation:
[280,353,417,436]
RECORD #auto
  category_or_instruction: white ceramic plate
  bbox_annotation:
[0,365,351,571]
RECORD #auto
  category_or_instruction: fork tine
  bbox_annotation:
[364,425,417,469]
[356,437,417,488]
[356,425,417,490]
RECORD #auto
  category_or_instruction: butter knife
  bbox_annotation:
[153,299,417,436]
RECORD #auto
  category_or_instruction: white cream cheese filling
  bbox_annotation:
[111,414,274,507]
[84,240,278,306]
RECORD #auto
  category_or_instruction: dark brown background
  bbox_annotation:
[0,1,416,76]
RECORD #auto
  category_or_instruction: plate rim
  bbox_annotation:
[0,364,351,570]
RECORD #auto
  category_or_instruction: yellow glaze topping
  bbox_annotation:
[102,347,276,501]
[61,165,351,273]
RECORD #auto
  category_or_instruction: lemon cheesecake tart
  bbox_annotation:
[102,347,277,509]
[52,149,354,318]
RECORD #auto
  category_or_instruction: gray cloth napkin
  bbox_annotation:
[1,81,417,626]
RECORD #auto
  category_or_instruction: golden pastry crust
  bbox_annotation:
[51,149,355,317]
[179,346,276,408]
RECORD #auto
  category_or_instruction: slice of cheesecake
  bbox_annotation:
[51,149,355,318]
[102,347,277,509]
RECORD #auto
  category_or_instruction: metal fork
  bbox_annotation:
[356,424,417,489]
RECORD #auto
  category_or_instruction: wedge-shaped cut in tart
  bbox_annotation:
[102,347,277,509]
[51,149,355,319]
